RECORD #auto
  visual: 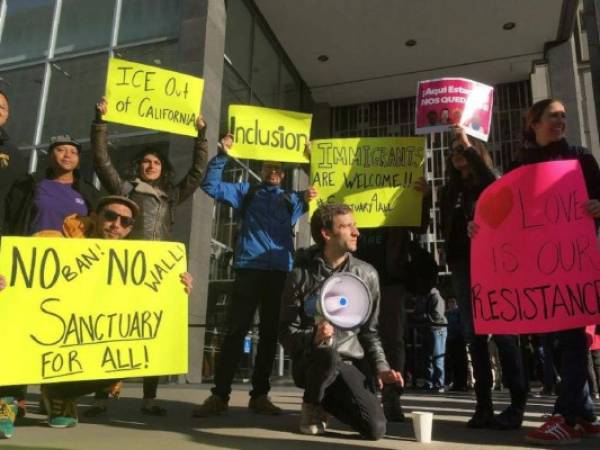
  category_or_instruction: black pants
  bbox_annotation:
[470,334,528,409]
[46,379,120,399]
[292,346,386,440]
[378,284,406,373]
[450,258,528,409]
[95,376,158,400]
[553,328,595,424]
[212,269,287,401]
[378,284,406,403]
[446,335,469,389]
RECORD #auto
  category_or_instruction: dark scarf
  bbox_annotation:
[520,138,570,164]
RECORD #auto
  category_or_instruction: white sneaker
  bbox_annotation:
[299,402,325,435]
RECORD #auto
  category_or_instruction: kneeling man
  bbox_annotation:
[279,203,403,440]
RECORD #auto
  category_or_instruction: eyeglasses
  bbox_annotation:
[103,210,135,227]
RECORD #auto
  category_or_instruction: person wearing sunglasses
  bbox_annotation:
[89,98,207,416]
[0,195,193,433]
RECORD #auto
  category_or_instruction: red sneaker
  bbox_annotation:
[525,415,582,445]
[576,417,600,438]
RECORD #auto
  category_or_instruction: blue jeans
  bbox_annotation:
[553,328,596,425]
[424,327,447,388]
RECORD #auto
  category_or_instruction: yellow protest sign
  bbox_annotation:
[0,237,188,385]
[310,137,426,227]
[104,57,204,137]
[227,104,312,163]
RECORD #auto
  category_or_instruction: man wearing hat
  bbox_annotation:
[0,195,192,434]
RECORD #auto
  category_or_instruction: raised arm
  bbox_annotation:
[91,98,127,195]
[176,115,209,204]
[201,134,248,209]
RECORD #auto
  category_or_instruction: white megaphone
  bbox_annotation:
[304,273,372,334]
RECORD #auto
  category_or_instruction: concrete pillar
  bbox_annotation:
[582,0,600,158]
[530,63,551,103]
[169,0,226,383]
[546,37,586,145]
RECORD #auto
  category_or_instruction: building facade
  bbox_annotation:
[0,0,597,382]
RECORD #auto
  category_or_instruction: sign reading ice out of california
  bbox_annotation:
[309,137,426,227]
[103,57,204,137]
[227,105,312,163]
[471,161,600,335]
[0,237,188,386]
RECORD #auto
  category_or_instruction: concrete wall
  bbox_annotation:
[169,0,226,383]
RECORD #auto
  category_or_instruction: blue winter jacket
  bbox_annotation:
[201,153,308,271]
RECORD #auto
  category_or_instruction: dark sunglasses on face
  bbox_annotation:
[103,210,135,227]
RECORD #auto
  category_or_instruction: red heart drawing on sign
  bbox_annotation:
[478,185,514,229]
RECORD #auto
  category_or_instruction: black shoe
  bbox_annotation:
[383,403,406,422]
[493,405,523,430]
[467,407,495,429]
[382,394,405,422]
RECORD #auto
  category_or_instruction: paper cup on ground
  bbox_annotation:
[412,411,433,443]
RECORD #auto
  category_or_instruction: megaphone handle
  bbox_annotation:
[315,317,334,347]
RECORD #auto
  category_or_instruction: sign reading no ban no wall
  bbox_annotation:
[0,237,188,386]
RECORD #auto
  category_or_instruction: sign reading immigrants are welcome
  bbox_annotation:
[0,237,188,385]
[103,58,204,137]
[309,137,426,227]
[227,105,312,163]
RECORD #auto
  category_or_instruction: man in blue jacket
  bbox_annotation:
[194,133,317,417]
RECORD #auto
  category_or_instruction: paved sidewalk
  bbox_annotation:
[3,383,599,450]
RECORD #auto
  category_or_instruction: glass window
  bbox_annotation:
[251,26,279,107]
[0,64,45,147]
[224,0,253,83]
[118,0,181,45]
[280,64,300,110]
[109,42,179,135]
[42,54,109,142]
[220,64,250,134]
[0,0,54,66]
[55,0,115,55]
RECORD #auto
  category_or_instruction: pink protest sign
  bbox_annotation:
[471,160,600,335]
[415,78,493,141]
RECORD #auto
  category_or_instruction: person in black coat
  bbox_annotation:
[439,127,528,430]
[500,99,600,445]
[0,90,27,234]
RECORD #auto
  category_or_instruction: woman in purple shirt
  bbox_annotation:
[3,135,98,236]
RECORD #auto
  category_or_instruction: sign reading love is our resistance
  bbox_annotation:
[228,105,312,163]
[471,161,600,335]
[0,237,188,386]
[104,58,204,137]
[309,137,425,227]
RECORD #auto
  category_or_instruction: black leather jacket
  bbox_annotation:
[91,122,208,240]
[279,247,390,373]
